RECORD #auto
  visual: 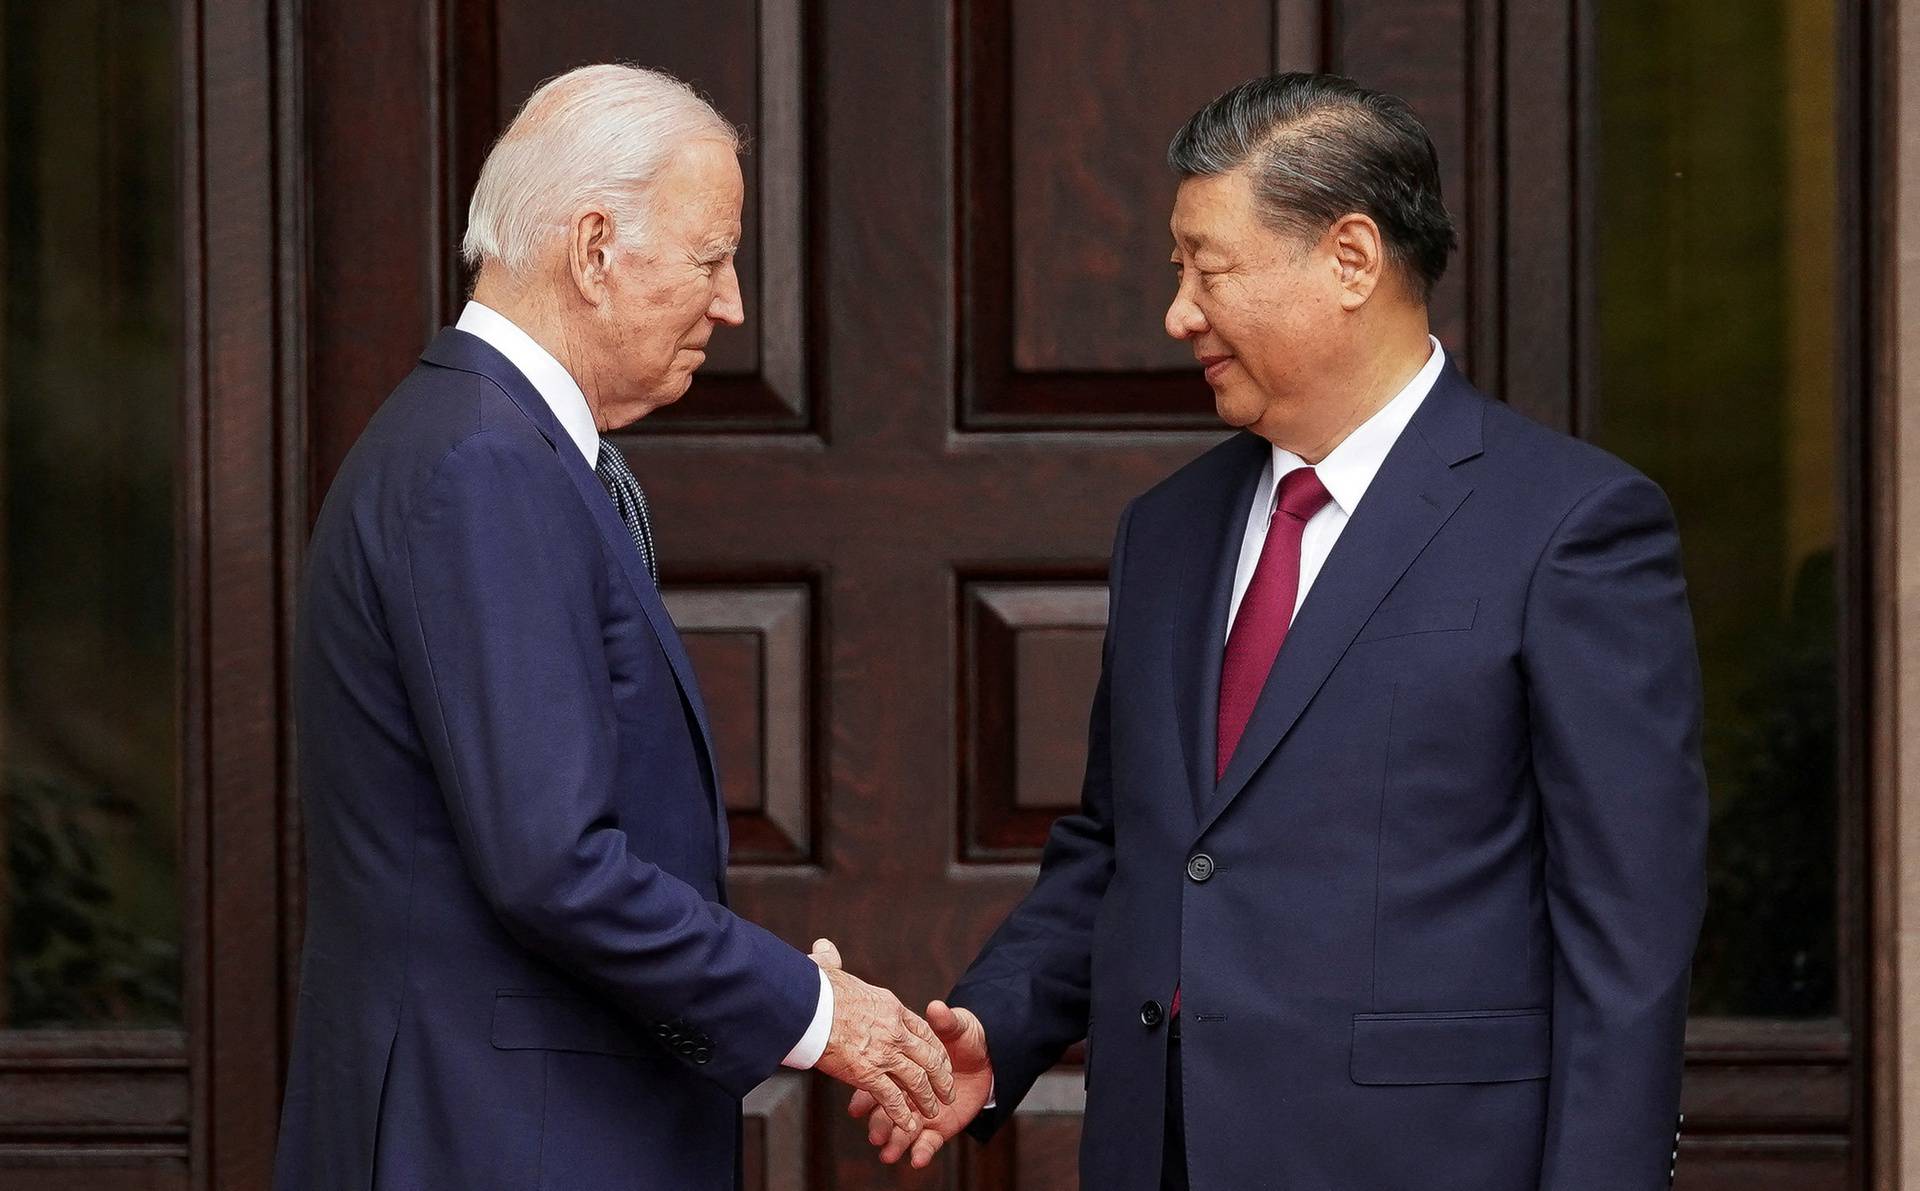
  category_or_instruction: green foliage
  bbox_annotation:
[1689,552,1838,1017]
[3,764,180,1026]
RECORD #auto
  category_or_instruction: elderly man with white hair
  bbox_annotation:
[273,64,953,1190]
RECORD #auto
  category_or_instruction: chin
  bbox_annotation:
[1212,386,1264,430]
[646,373,695,408]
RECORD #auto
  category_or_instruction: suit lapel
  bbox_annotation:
[1197,366,1484,838]
[1171,433,1270,818]
[420,330,727,842]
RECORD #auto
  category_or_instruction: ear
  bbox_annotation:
[1327,212,1386,310]
[567,209,618,306]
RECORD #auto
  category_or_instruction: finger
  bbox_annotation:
[809,938,843,969]
[910,1127,948,1169]
[866,1077,918,1136]
[867,1105,892,1148]
[847,1089,876,1119]
[880,1125,917,1165]
[890,1058,942,1119]
[898,1013,957,1102]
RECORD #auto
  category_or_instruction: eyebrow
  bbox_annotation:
[1171,230,1215,254]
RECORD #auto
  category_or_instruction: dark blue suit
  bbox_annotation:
[274,329,818,1190]
[952,365,1707,1190]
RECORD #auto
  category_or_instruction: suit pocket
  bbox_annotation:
[1353,597,1479,644]
[1349,1007,1549,1086]
[490,991,649,1058]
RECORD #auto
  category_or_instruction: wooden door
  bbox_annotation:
[297,1,1871,1188]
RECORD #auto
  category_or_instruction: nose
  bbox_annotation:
[710,259,745,327]
[1165,282,1207,340]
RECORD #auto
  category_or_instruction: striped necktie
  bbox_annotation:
[594,438,659,584]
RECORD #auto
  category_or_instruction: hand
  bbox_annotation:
[805,939,956,1136]
[849,1000,994,1168]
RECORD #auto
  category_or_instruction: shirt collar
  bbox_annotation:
[1263,334,1447,519]
[455,301,602,468]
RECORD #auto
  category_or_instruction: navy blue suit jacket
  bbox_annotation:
[951,365,1707,1190]
[274,329,818,1190]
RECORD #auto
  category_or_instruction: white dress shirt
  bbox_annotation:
[455,302,604,468]
[1225,336,1447,637]
[454,301,835,1071]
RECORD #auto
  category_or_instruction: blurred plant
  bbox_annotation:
[1690,550,1837,1017]
[3,763,180,1026]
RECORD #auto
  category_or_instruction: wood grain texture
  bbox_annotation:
[1008,0,1271,373]
[961,582,1109,857]
[664,585,815,864]
[958,0,1329,428]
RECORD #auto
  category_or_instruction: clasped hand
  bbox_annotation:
[805,939,959,1138]
[810,940,997,1169]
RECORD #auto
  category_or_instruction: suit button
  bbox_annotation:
[692,1046,713,1065]
[1140,1000,1164,1028]
[1186,853,1215,883]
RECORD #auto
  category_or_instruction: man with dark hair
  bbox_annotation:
[851,72,1705,1190]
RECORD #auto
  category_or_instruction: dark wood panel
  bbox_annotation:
[960,581,1108,861]
[0,1155,188,1191]
[1014,629,1104,810]
[1681,1020,1852,1133]
[1673,1136,1849,1191]
[1501,0,1578,431]
[305,0,441,508]
[1008,0,1271,373]
[0,1033,187,1140]
[960,1073,1084,1190]
[664,585,815,865]
[741,1074,807,1191]
[1332,0,1479,370]
[958,0,1328,429]
[192,0,308,1188]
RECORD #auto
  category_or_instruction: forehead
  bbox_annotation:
[1169,168,1256,245]
[650,140,744,239]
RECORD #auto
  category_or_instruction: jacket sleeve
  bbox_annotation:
[388,428,819,1098]
[948,500,1135,1139]
[1525,471,1708,1189]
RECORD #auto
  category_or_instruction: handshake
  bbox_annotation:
[806,939,997,1169]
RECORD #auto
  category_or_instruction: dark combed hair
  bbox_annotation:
[1167,72,1458,302]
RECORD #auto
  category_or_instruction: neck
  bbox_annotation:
[1270,314,1433,465]
[470,270,611,429]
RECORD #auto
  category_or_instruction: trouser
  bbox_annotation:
[1161,1019,1188,1191]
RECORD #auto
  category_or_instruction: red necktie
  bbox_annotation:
[1174,468,1331,1022]
[1215,467,1332,781]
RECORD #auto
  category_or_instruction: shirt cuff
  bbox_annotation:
[780,967,834,1069]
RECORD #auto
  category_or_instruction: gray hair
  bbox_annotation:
[461,63,741,277]
[1168,72,1457,301]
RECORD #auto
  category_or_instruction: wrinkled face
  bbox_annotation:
[1165,168,1343,440]
[596,139,746,419]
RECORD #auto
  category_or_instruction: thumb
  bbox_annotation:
[926,1000,969,1041]
[809,938,843,969]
